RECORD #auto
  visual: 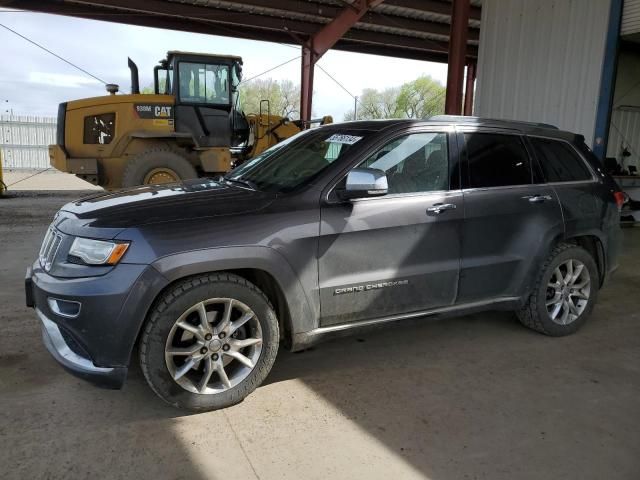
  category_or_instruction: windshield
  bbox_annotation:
[226,129,372,193]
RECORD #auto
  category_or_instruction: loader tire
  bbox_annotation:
[122,149,197,187]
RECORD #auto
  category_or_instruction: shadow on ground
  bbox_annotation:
[1,194,639,480]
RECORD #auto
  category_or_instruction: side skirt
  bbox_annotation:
[290,296,522,352]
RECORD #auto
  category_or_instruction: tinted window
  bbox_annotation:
[530,138,592,182]
[358,133,449,194]
[464,133,531,188]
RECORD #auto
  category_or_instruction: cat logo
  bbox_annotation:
[154,106,172,118]
[134,104,174,120]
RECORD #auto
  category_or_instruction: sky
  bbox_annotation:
[0,9,448,121]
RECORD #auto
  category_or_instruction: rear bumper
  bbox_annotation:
[37,307,127,389]
[48,145,99,184]
[603,223,623,286]
[48,145,69,171]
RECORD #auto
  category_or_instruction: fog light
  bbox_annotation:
[47,297,81,318]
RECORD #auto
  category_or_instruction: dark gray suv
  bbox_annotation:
[26,116,623,411]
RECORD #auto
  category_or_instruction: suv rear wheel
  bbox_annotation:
[517,243,599,336]
[139,273,279,411]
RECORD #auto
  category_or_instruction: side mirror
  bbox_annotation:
[339,168,388,200]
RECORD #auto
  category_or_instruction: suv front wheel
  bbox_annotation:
[518,243,599,336]
[139,273,279,411]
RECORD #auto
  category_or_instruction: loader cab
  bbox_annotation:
[153,51,246,148]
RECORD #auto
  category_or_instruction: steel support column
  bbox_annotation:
[463,61,476,116]
[299,0,385,123]
[445,0,470,115]
[300,44,315,123]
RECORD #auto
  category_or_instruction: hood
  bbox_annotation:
[61,179,276,229]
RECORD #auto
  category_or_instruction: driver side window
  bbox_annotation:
[358,132,449,194]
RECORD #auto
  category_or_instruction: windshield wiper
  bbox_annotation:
[223,177,258,191]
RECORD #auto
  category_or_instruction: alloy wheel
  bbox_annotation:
[164,298,263,394]
[545,259,591,325]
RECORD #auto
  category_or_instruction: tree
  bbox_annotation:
[344,87,400,121]
[343,75,444,121]
[239,78,300,119]
[396,76,445,119]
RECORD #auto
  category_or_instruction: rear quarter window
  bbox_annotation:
[530,137,593,182]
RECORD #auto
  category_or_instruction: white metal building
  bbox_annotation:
[475,0,640,171]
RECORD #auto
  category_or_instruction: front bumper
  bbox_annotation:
[36,307,127,389]
[26,260,168,389]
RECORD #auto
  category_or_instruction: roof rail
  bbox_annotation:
[428,115,559,130]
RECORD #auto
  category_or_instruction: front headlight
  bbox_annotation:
[68,237,130,265]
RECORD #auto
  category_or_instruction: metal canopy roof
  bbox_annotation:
[5,0,481,63]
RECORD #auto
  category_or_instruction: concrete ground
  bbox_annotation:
[1,192,639,480]
[2,169,102,191]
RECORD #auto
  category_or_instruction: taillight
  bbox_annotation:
[613,191,625,210]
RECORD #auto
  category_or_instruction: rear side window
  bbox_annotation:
[530,137,592,182]
[464,133,532,188]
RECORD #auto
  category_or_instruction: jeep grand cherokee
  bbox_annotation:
[26,116,623,411]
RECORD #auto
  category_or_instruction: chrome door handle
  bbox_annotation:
[427,203,456,215]
[522,194,552,203]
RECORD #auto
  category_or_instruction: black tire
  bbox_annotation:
[122,148,197,187]
[517,243,599,336]
[139,273,279,411]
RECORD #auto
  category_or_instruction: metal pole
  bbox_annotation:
[445,0,470,115]
[300,44,315,124]
[354,96,358,120]
[298,0,384,125]
[463,61,476,116]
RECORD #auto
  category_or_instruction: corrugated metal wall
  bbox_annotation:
[0,115,56,169]
[622,0,640,35]
[474,0,611,145]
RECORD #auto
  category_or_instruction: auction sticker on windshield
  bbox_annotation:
[326,134,363,145]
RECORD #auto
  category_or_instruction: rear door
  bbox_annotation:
[457,130,564,303]
[318,129,463,326]
[527,136,601,234]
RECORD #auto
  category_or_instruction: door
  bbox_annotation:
[175,61,232,147]
[457,131,564,303]
[318,131,463,326]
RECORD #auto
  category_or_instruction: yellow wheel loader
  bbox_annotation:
[49,51,331,189]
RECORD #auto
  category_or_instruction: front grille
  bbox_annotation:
[39,227,63,272]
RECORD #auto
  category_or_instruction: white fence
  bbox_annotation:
[0,115,56,169]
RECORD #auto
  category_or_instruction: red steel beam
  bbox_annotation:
[445,0,470,115]
[300,45,315,124]
[300,0,385,122]
[463,61,476,115]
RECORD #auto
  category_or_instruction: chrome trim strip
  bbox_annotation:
[308,297,521,336]
[36,308,113,373]
[47,297,81,319]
